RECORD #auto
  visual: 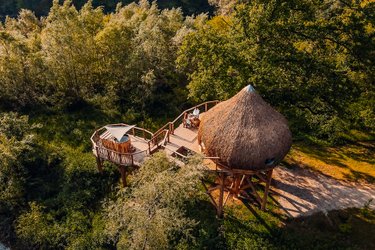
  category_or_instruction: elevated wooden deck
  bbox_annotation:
[164,124,200,154]
[91,101,275,216]
[91,101,219,168]
[91,124,158,168]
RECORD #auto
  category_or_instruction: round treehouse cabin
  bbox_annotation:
[198,85,292,216]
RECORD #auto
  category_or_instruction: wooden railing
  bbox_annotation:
[91,101,219,166]
[90,124,153,145]
[95,145,148,166]
[91,124,154,166]
[150,100,219,146]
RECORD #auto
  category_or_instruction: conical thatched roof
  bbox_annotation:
[198,85,292,171]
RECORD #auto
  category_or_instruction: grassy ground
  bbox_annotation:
[284,140,375,184]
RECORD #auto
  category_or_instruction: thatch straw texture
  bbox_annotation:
[198,85,292,171]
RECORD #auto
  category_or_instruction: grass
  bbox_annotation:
[284,141,375,184]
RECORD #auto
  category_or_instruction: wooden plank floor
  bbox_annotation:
[166,123,200,154]
[127,135,150,164]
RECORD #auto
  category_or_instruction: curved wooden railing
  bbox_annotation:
[91,124,154,166]
[91,101,220,166]
[150,100,219,147]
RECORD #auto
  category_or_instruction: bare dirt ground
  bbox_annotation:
[271,166,375,217]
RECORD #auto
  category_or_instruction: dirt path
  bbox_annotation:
[272,166,375,217]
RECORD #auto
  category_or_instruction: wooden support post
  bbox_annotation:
[95,147,103,172]
[232,175,242,197]
[143,129,145,139]
[217,172,225,218]
[131,155,134,166]
[96,157,103,172]
[119,166,127,187]
[261,169,273,210]
[205,103,208,112]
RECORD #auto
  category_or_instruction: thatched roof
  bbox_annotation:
[198,85,292,171]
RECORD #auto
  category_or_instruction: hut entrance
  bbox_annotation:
[203,166,274,217]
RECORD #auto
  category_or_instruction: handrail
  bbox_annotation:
[151,100,219,144]
[91,123,153,145]
[95,145,148,157]
[92,100,220,166]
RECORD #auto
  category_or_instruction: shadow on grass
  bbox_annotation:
[344,170,375,184]
[286,141,375,184]
[278,208,375,250]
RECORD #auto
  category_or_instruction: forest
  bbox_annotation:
[0,0,374,249]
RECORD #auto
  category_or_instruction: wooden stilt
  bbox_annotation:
[204,167,275,216]
[119,166,128,187]
[96,157,103,172]
[217,172,225,218]
[232,174,242,197]
[261,169,273,210]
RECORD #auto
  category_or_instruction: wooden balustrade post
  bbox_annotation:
[132,128,135,136]
[131,155,134,166]
[143,129,145,139]
[205,103,208,112]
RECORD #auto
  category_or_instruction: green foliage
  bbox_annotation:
[178,0,375,143]
[0,112,37,212]
[0,0,196,115]
[0,1,374,249]
[0,0,213,20]
[104,153,204,249]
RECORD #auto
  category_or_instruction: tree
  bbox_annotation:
[0,9,45,109]
[178,0,375,143]
[104,153,204,249]
[0,112,37,211]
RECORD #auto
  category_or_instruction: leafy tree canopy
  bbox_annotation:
[177,0,375,142]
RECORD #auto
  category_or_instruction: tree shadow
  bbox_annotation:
[286,141,375,184]
[277,208,375,250]
[344,170,375,184]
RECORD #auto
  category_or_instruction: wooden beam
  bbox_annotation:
[217,172,225,218]
[96,157,103,172]
[201,180,218,208]
[261,169,273,210]
[119,166,128,187]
